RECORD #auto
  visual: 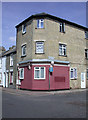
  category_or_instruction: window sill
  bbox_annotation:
[59,55,67,57]
[22,32,26,35]
[35,27,45,29]
[35,53,45,54]
[34,78,45,80]
[10,65,13,67]
[70,78,77,80]
[21,55,26,58]
[19,78,24,80]
[59,31,65,33]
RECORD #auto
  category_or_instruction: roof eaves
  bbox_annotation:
[15,12,88,31]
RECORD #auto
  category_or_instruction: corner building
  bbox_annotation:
[16,13,88,90]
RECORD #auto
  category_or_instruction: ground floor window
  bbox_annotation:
[70,68,77,79]
[19,68,24,79]
[34,67,45,79]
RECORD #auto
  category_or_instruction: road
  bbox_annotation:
[2,88,87,118]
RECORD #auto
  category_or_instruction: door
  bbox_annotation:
[10,72,13,84]
[6,73,9,87]
[81,73,86,88]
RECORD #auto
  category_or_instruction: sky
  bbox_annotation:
[2,2,86,50]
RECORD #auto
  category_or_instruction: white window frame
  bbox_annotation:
[70,68,77,79]
[34,67,45,79]
[59,44,66,56]
[36,42,44,54]
[22,45,26,56]
[19,68,24,79]
[60,23,65,33]
[10,54,13,66]
[22,24,26,34]
[37,19,44,28]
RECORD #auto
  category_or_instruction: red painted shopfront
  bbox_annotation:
[19,63,70,90]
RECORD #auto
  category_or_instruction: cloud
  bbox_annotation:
[9,36,16,42]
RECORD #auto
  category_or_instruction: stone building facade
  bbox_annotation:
[16,13,88,90]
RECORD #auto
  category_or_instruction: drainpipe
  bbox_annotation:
[49,71,50,90]
[49,64,54,91]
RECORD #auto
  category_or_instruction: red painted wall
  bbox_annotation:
[19,64,70,90]
[50,66,70,90]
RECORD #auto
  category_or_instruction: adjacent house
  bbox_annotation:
[4,46,17,88]
[16,13,88,90]
[0,52,6,87]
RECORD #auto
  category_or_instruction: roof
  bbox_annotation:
[18,59,69,65]
[16,12,88,31]
[0,47,16,57]
[4,47,16,56]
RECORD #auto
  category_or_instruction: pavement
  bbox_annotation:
[1,87,87,96]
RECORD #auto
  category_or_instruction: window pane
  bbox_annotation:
[71,69,74,78]
[37,19,44,28]
[22,24,26,33]
[85,31,88,39]
[62,23,65,32]
[41,67,44,78]
[85,50,87,58]
[10,55,13,66]
[35,67,39,70]
[71,71,73,78]
[21,69,23,78]
[59,44,66,56]
[41,21,44,28]
[37,20,39,28]
[35,70,39,78]
[74,68,77,78]
[36,42,44,53]
[23,47,26,55]
[22,46,26,56]
[60,23,62,32]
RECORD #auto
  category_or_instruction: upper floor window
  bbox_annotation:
[10,54,13,66]
[36,42,44,54]
[22,45,26,57]
[22,24,26,34]
[59,44,66,56]
[19,68,24,79]
[85,31,88,39]
[37,19,44,28]
[85,49,88,59]
[70,68,77,79]
[0,59,2,68]
[60,23,65,33]
[34,67,45,79]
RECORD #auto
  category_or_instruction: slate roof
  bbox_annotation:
[0,47,16,57]
[16,12,88,31]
